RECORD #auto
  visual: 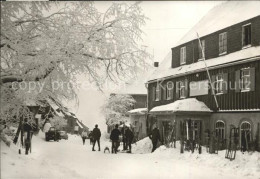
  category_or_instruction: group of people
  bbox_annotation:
[81,123,162,154]
[110,124,134,154]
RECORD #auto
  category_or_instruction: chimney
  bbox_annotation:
[154,62,159,67]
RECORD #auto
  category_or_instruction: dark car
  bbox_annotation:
[45,127,60,142]
[58,130,68,140]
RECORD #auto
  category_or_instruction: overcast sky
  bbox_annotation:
[73,1,223,131]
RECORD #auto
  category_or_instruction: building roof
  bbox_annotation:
[150,98,212,114]
[127,108,147,115]
[148,45,260,82]
[176,1,260,47]
[147,1,260,82]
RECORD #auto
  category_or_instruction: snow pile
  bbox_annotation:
[1,132,260,178]
[152,141,260,178]
[150,98,212,113]
[128,108,147,115]
[132,137,153,154]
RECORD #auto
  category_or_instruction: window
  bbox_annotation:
[242,24,251,48]
[240,121,251,151]
[219,32,227,55]
[155,83,161,101]
[179,81,185,98]
[198,40,205,60]
[241,68,250,91]
[166,82,173,100]
[180,46,186,65]
[191,121,199,140]
[216,121,225,140]
[176,80,188,99]
[215,74,224,94]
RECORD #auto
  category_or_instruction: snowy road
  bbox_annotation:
[1,133,259,179]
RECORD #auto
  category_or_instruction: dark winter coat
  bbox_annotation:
[149,128,161,142]
[110,128,121,141]
[23,122,33,132]
[125,128,134,143]
[121,127,126,137]
[92,127,101,140]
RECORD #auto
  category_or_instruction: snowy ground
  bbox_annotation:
[1,132,260,179]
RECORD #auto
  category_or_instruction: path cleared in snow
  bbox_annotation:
[1,132,259,179]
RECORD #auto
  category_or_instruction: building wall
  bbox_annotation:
[148,60,260,111]
[154,114,210,145]
[172,16,260,68]
[132,94,147,109]
[210,112,260,144]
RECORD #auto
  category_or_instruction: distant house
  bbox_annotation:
[146,1,260,151]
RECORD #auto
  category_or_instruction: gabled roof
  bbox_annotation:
[176,1,260,47]
[150,98,212,114]
[148,46,260,82]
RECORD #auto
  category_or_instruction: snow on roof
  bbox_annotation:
[150,98,212,113]
[128,108,147,115]
[117,78,147,95]
[176,1,260,47]
[148,46,260,82]
[46,99,65,117]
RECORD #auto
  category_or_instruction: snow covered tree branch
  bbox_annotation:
[102,94,136,125]
[1,1,149,128]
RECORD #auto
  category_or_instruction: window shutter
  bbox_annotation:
[211,75,216,95]
[235,70,241,92]
[158,85,161,100]
[222,73,228,94]
[163,84,167,100]
[249,67,255,91]
[152,86,155,101]
[176,82,180,99]
[184,79,189,98]
[170,84,174,100]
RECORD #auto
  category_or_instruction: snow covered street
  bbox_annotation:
[1,132,260,179]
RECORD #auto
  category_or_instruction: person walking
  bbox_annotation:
[125,126,134,153]
[81,129,88,145]
[110,124,121,154]
[149,123,161,153]
[92,124,101,151]
[23,119,34,155]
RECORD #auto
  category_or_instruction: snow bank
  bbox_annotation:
[152,141,260,178]
[1,132,260,179]
[132,137,153,154]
